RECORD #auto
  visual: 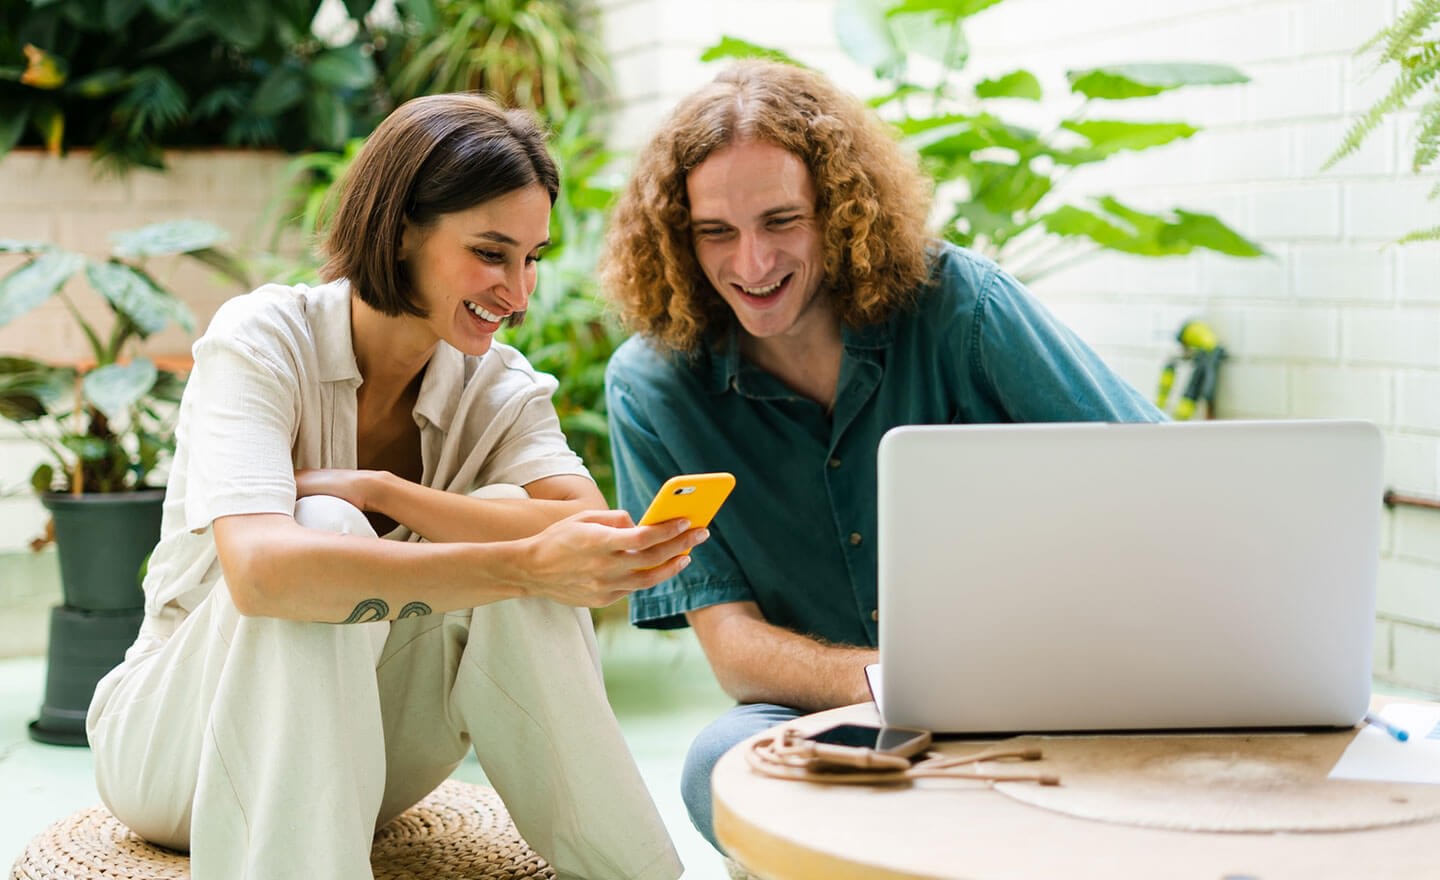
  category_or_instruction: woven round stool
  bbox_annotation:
[10,779,555,880]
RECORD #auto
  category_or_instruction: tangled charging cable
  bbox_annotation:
[746,728,1060,787]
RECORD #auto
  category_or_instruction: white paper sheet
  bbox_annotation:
[1328,704,1440,783]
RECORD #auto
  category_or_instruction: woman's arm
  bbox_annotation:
[294,469,603,542]
[212,508,707,621]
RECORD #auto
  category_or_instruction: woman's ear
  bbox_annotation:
[398,219,418,262]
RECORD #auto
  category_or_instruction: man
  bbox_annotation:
[600,59,1162,850]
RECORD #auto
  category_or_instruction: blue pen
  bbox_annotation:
[1364,712,1410,742]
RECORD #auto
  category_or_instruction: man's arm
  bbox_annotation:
[687,600,877,713]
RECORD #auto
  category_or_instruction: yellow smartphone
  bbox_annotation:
[638,472,736,530]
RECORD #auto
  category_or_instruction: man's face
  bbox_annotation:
[685,140,827,344]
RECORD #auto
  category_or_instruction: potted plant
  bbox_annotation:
[0,219,246,745]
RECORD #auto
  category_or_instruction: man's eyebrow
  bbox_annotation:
[691,204,810,225]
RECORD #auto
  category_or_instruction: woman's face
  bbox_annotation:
[399,184,552,357]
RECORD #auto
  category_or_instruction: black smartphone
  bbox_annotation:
[804,723,932,758]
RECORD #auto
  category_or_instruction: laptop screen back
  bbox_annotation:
[876,420,1382,734]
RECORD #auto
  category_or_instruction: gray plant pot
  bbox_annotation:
[28,490,164,747]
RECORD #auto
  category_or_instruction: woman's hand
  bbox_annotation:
[511,509,710,608]
[295,468,382,511]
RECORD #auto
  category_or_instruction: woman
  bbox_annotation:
[86,94,693,880]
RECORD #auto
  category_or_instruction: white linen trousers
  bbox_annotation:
[86,490,683,880]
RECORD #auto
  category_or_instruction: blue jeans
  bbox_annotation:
[682,702,802,851]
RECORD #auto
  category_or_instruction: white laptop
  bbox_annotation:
[874,419,1382,734]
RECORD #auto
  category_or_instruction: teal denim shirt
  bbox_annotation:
[605,243,1163,647]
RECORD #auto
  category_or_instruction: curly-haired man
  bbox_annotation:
[600,59,1162,850]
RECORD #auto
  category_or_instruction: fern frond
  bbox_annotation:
[1380,0,1440,64]
[1397,224,1440,243]
[1415,93,1440,171]
[1329,63,1433,166]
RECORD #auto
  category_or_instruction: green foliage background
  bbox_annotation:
[1327,0,1440,243]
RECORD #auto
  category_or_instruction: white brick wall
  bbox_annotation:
[597,0,1440,694]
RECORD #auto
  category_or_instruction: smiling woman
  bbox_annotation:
[80,93,693,880]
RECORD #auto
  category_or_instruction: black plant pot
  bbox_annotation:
[28,489,164,747]
[28,605,146,746]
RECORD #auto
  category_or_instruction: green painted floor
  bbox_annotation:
[0,623,736,879]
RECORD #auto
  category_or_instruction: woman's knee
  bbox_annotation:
[293,495,376,537]
[469,483,529,500]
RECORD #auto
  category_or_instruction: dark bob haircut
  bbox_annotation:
[321,93,559,318]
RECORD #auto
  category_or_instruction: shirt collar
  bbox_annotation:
[412,343,466,431]
[311,280,362,384]
[310,279,467,431]
[700,315,896,395]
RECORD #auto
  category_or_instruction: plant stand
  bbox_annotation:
[28,490,164,747]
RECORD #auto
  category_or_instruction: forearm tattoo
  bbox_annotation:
[335,598,433,624]
[398,601,432,618]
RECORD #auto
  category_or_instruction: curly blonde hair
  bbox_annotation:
[601,60,934,352]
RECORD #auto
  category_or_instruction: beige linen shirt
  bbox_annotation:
[105,280,682,879]
[137,279,589,631]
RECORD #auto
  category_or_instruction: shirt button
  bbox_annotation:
[849,532,863,546]
[828,457,842,469]
[870,608,879,622]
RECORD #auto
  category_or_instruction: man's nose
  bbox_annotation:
[735,231,775,281]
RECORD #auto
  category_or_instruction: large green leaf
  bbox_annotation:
[0,100,30,155]
[303,89,350,151]
[68,68,132,99]
[145,0,193,21]
[887,0,1004,22]
[139,17,213,59]
[185,247,251,289]
[1166,209,1268,257]
[308,45,375,90]
[0,356,74,422]
[1041,204,1148,252]
[61,433,113,462]
[1041,198,1267,258]
[699,36,803,67]
[199,0,267,50]
[836,0,902,74]
[249,66,307,116]
[883,0,969,67]
[0,251,85,327]
[1068,63,1249,99]
[397,0,438,35]
[0,240,49,254]
[901,113,1042,159]
[86,261,195,335]
[104,0,147,30]
[969,160,1052,215]
[976,69,1042,101]
[83,358,158,421]
[112,219,228,259]
[1061,120,1198,155]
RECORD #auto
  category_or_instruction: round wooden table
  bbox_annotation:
[712,700,1440,880]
